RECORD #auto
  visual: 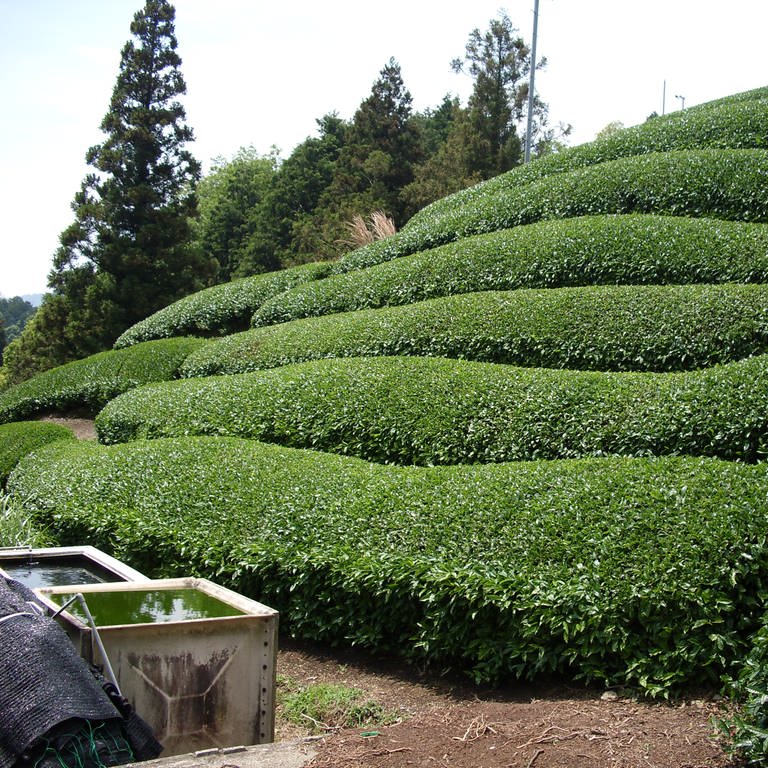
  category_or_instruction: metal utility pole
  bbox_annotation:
[524,0,540,163]
[675,93,686,110]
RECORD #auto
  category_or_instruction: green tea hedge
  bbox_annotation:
[9,437,768,694]
[253,215,768,325]
[724,613,768,763]
[0,421,75,485]
[337,149,768,273]
[181,283,768,377]
[113,261,332,349]
[96,354,768,465]
[407,96,768,230]
[0,337,205,424]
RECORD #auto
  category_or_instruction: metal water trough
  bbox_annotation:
[0,545,147,587]
[35,577,279,756]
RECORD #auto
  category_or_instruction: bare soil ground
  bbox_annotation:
[43,418,742,767]
[39,415,98,440]
[276,638,740,768]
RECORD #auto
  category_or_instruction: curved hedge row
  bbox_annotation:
[336,149,768,273]
[253,215,768,326]
[96,354,768,465]
[0,421,75,485]
[724,613,768,763]
[9,437,768,694]
[406,95,768,230]
[181,283,768,377]
[113,261,331,349]
[0,337,205,424]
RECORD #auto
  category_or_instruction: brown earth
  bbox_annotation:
[39,415,98,440]
[276,638,740,768]
[41,418,743,767]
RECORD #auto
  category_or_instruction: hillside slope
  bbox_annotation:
[4,90,768,736]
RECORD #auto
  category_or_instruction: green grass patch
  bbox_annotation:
[337,149,768,273]
[0,492,52,548]
[96,354,768,465]
[278,677,397,733]
[8,437,768,695]
[254,215,768,325]
[114,261,332,349]
[181,283,768,378]
[0,337,205,424]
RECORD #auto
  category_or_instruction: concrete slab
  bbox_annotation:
[127,740,321,768]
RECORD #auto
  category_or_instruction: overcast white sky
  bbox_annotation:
[2,0,767,297]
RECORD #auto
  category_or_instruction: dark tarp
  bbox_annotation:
[0,577,161,768]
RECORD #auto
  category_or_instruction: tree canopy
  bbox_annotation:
[8,0,213,382]
[8,9,562,384]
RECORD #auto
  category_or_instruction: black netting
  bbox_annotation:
[0,578,161,768]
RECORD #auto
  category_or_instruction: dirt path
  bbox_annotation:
[38,416,97,441]
[277,639,738,768]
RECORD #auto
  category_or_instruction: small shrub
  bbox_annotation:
[0,337,205,424]
[722,615,768,763]
[0,492,51,548]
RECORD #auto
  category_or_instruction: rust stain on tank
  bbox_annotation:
[128,649,232,696]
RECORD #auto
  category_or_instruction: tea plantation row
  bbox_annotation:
[114,261,330,348]
[180,282,768,377]
[337,149,768,272]
[0,337,204,423]
[8,436,768,696]
[113,215,768,345]
[254,215,768,325]
[0,421,74,483]
[4,283,768,425]
[407,92,768,229]
[95,353,768,465]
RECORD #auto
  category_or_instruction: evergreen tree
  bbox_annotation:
[451,11,548,178]
[32,0,214,371]
[412,95,461,159]
[308,58,422,254]
[401,104,485,212]
[0,296,36,346]
[261,114,347,265]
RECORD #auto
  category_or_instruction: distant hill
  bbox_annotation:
[21,293,44,307]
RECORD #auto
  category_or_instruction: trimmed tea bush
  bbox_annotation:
[96,354,768,465]
[0,421,75,485]
[9,437,768,695]
[114,261,332,349]
[0,337,205,424]
[254,215,768,325]
[337,149,768,272]
[723,613,768,763]
[182,283,768,377]
[406,96,768,230]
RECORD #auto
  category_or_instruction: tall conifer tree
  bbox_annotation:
[44,0,213,362]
